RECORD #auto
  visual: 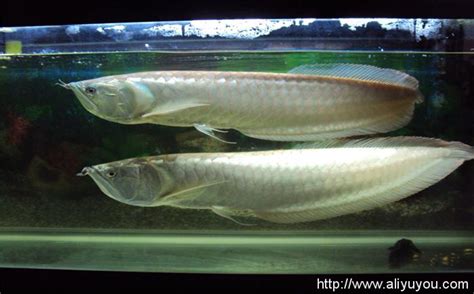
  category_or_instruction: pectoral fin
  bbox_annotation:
[159,181,227,206]
[141,102,209,118]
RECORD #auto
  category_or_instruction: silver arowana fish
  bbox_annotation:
[64,64,423,142]
[78,137,473,224]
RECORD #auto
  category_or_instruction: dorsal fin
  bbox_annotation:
[288,64,420,90]
[292,136,474,159]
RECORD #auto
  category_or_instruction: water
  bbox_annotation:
[0,51,472,273]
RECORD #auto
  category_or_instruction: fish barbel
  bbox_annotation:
[79,137,473,224]
[65,64,423,142]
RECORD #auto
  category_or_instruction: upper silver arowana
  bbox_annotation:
[64,64,423,143]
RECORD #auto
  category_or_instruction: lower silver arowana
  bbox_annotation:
[80,137,474,224]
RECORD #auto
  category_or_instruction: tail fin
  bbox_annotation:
[446,141,474,160]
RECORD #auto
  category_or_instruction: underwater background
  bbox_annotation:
[1,51,473,231]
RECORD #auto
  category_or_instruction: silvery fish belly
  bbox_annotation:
[66,64,423,141]
[80,137,474,224]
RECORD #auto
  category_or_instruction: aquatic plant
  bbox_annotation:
[5,111,31,146]
[24,105,53,121]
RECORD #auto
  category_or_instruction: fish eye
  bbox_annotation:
[106,170,117,178]
[85,86,97,95]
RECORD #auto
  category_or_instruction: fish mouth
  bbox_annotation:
[78,166,125,203]
[76,167,91,176]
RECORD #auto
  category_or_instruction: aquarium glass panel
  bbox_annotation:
[0,19,472,273]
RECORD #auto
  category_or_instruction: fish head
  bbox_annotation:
[66,76,156,124]
[79,158,171,207]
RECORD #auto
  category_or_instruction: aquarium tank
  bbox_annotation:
[0,18,472,273]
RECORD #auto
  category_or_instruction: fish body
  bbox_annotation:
[67,64,423,141]
[80,137,473,223]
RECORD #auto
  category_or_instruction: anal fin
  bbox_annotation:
[240,102,416,141]
[256,208,339,224]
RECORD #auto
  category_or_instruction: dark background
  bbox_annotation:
[1,0,474,291]
[2,0,474,27]
[0,269,473,293]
